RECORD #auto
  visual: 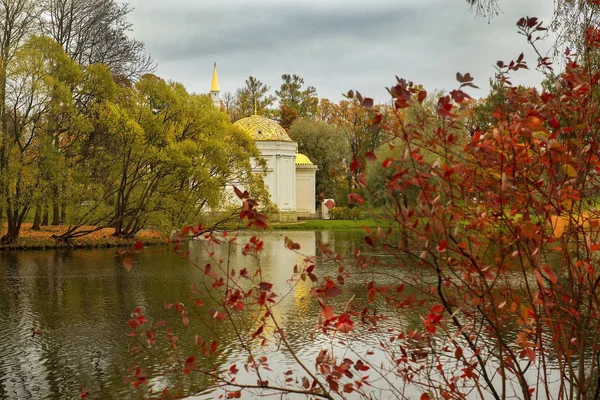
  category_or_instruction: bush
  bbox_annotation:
[329,206,361,220]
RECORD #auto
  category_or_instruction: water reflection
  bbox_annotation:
[0,230,573,399]
[0,231,376,399]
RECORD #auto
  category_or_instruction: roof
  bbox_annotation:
[233,115,292,141]
[295,153,313,165]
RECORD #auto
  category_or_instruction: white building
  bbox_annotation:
[210,64,318,220]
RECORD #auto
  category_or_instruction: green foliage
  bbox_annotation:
[62,73,267,239]
[365,139,420,208]
[276,74,318,123]
[0,34,268,242]
[288,118,350,199]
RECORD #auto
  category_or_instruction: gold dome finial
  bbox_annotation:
[210,61,220,92]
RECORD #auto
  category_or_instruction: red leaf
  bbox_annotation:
[233,186,246,199]
[348,193,365,205]
[436,240,448,253]
[134,241,143,251]
[251,219,268,229]
[382,158,393,168]
[259,282,273,291]
[321,306,334,320]
[350,157,359,172]
[431,304,444,314]
[252,325,264,339]
[363,98,374,108]
[365,151,377,161]
[123,257,133,272]
[417,90,427,103]
[543,267,558,285]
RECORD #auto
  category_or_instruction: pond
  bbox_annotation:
[0,230,403,399]
[0,230,574,399]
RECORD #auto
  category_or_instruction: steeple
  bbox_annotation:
[210,61,220,108]
[210,61,220,92]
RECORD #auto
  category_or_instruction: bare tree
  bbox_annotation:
[42,0,155,79]
[222,91,237,121]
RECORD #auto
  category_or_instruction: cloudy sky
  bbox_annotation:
[127,0,555,103]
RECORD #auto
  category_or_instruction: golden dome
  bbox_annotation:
[234,115,292,141]
[295,153,313,165]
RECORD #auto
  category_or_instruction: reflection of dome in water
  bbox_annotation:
[234,115,292,141]
[295,153,313,165]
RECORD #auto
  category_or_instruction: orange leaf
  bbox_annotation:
[123,257,133,272]
[543,267,558,285]
[551,215,565,238]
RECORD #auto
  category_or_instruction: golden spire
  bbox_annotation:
[210,61,220,92]
[254,99,258,115]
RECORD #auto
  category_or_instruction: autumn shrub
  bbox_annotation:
[116,17,600,400]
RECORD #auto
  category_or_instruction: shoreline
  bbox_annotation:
[0,237,168,251]
[0,219,391,250]
[0,223,167,251]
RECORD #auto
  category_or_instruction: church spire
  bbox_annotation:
[210,61,220,108]
[210,61,220,92]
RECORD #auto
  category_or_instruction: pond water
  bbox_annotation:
[0,230,575,399]
[0,230,399,399]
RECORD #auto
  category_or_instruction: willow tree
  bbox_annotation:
[57,73,269,240]
[1,36,81,243]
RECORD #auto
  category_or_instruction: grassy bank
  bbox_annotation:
[0,223,166,251]
[271,219,390,230]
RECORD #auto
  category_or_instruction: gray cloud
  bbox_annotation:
[128,0,556,103]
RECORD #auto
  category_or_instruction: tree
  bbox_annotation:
[0,0,42,240]
[275,74,318,124]
[56,73,268,240]
[221,91,236,121]
[41,0,155,79]
[238,76,275,118]
[288,118,350,200]
[1,35,81,243]
[319,97,387,193]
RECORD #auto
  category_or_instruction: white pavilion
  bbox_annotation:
[209,63,318,220]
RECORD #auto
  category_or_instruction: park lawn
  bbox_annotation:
[0,223,166,250]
